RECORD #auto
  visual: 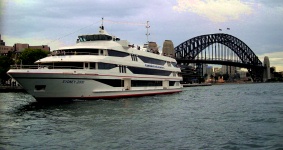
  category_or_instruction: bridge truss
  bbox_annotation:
[174,33,264,82]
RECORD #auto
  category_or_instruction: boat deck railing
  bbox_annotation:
[50,52,99,56]
[10,65,86,70]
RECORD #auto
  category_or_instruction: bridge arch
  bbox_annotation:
[174,33,264,81]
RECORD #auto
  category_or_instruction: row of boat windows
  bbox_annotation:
[94,79,177,87]
[78,35,113,42]
[127,66,171,76]
[52,49,177,67]
[40,62,176,76]
[35,81,178,91]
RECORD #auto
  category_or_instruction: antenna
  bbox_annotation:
[100,17,104,30]
[146,21,150,43]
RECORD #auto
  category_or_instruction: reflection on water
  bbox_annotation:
[1,83,283,149]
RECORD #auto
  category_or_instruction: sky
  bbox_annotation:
[1,0,283,71]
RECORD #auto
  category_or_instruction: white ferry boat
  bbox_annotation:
[7,21,183,102]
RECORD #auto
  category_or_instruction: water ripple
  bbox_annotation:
[0,83,283,149]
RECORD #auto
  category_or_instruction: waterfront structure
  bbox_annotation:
[7,22,183,102]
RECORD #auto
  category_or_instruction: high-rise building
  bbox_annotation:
[162,40,174,57]
[221,65,236,75]
[203,64,208,76]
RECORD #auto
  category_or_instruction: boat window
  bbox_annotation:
[169,81,175,86]
[108,50,129,57]
[131,54,138,61]
[138,56,166,65]
[90,62,96,69]
[131,80,162,87]
[119,65,127,73]
[94,79,123,87]
[127,66,171,76]
[55,49,99,55]
[84,62,89,69]
[171,62,178,67]
[34,85,46,91]
[98,62,117,70]
[79,34,112,42]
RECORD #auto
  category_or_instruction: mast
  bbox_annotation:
[100,17,104,30]
[146,21,150,43]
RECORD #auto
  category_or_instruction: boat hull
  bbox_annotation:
[7,71,182,102]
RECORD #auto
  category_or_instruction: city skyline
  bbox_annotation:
[1,0,282,71]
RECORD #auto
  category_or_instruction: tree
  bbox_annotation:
[223,73,230,81]
[214,75,219,82]
[0,54,14,85]
[204,73,208,79]
[18,48,49,65]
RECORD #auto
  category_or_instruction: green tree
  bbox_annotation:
[0,54,14,84]
[19,48,49,65]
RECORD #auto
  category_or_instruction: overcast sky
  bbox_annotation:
[1,0,283,71]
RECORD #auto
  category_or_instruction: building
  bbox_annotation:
[221,65,236,76]
[13,43,50,53]
[0,34,50,56]
[206,66,213,76]
[162,40,174,57]
[202,64,208,76]
[238,70,248,79]
[0,35,13,56]
[0,34,5,45]
[214,67,221,75]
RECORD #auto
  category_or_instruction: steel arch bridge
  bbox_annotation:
[174,33,264,82]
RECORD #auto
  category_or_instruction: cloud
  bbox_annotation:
[173,0,253,22]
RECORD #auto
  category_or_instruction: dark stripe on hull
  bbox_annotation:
[35,90,182,102]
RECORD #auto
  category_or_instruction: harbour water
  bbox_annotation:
[0,83,283,149]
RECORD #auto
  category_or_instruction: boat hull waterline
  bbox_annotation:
[8,71,182,101]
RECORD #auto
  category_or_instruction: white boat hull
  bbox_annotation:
[8,70,182,102]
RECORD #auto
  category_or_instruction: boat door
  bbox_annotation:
[123,78,131,90]
[163,80,169,89]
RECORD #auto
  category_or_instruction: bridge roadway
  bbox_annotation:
[176,59,265,69]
